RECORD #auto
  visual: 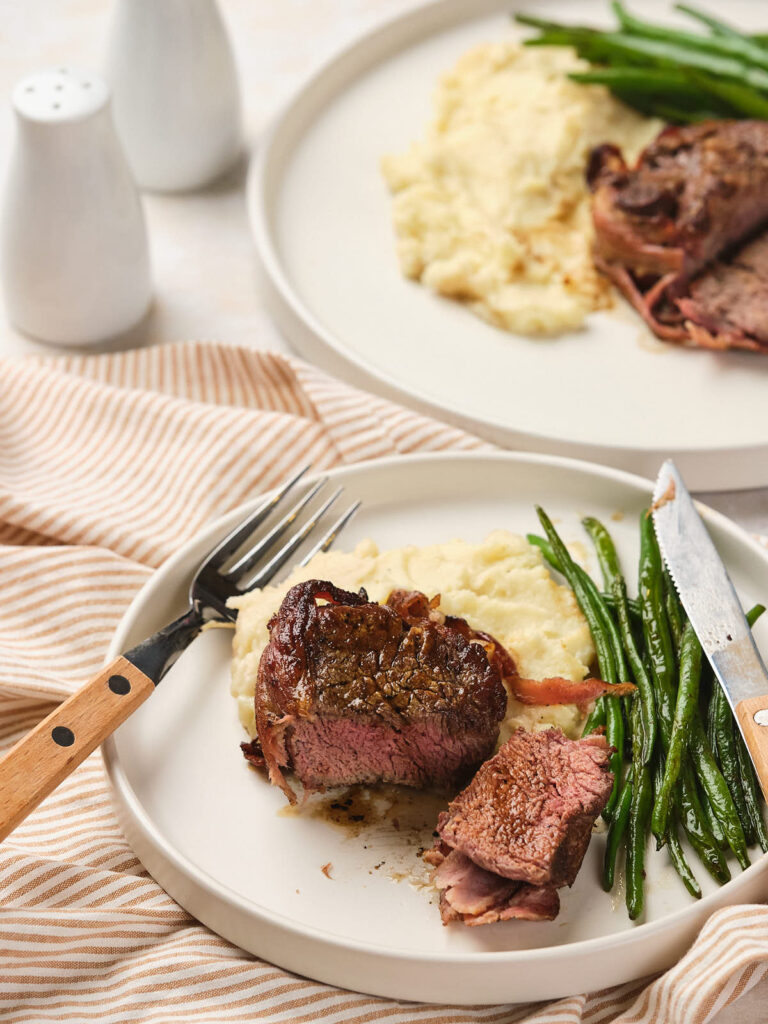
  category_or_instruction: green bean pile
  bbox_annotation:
[514,2,768,124]
[529,507,768,919]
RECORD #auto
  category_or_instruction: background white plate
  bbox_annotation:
[105,453,768,1004]
[248,0,768,490]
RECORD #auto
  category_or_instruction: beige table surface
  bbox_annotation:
[1,1,767,1019]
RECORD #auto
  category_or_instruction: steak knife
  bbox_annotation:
[652,459,768,801]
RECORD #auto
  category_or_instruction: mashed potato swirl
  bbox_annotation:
[381,42,661,335]
[229,530,594,744]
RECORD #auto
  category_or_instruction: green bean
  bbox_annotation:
[529,528,629,684]
[652,753,702,895]
[611,2,768,72]
[663,569,685,651]
[526,529,627,766]
[678,766,731,884]
[603,769,633,892]
[526,533,562,573]
[704,604,765,851]
[736,732,768,853]
[706,668,720,761]
[530,528,642,635]
[582,699,607,737]
[747,604,767,627]
[581,516,624,591]
[666,814,702,899]
[516,7,768,124]
[627,703,653,919]
[639,514,676,695]
[600,590,642,621]
[568,66,712,101]
[549,31,768,90]
[686,71,768,118]
[535,511,618,682]
[676,4,755,42]
[697,772,728,850]
[582,515,655,763]
[689,715,750,868]
[536,507,624,812]
[652,622,702,838]
[713,683,754,845]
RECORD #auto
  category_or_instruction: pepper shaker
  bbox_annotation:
[105,0,243,192]
[1,67,152,346]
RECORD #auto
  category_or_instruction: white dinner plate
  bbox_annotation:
[248,0,768,490]
[104,452,768,1004]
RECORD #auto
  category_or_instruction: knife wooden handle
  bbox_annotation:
[0,657,154,842]
[736,695,768,802]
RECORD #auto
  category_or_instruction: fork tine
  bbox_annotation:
[225,476,329,579]
[204,464,311,571]
[238,487,344,592]
[299,500,361,566]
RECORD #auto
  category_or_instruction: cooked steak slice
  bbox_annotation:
[429,847,559,927]
[589,121,768,352]
[677,231,768,351]
[249,580,507,803]
[437,729,612,890]
[589,122,768,283]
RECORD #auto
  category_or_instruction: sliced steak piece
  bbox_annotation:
[436,729,612,890]
[429,847,559,927]
[588,121,768,353]
[677,231,768,351]
[247,580,507,803]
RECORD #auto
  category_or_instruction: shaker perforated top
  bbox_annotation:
[12,67,108,124]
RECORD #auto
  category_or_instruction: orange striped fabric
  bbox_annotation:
[0,341,765,1023]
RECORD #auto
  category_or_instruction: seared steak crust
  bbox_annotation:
[589,121,768,352]
[248,580,508,802]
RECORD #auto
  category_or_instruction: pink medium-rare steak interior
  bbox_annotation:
[436,729,613,891]
[426,844,559,927]
[245,580,508,803]
[283,716,497,792]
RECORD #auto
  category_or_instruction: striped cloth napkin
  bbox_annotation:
[1,341,767,1023]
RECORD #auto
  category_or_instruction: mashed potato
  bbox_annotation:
[229,530,594,744]
[381,43,661,335]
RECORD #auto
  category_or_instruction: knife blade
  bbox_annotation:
[652,459,768,798]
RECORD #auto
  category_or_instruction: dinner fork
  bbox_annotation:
[0,468,359,842]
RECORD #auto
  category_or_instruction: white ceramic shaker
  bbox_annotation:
[105,0,242,192]
[1,67,152,346]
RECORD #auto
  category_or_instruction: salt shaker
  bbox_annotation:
[1,67,152,346]
[105,0,242,192]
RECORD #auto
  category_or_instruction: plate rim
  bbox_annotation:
[246,0,768,489]
[103,449,768,975]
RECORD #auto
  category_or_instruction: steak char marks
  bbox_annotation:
[427,729,613,926]
[588,121,768,352]
[245,581,507,803]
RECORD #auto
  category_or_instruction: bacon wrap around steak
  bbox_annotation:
[588,121,768,353]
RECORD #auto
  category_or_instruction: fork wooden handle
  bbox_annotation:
[0,657,154,842]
